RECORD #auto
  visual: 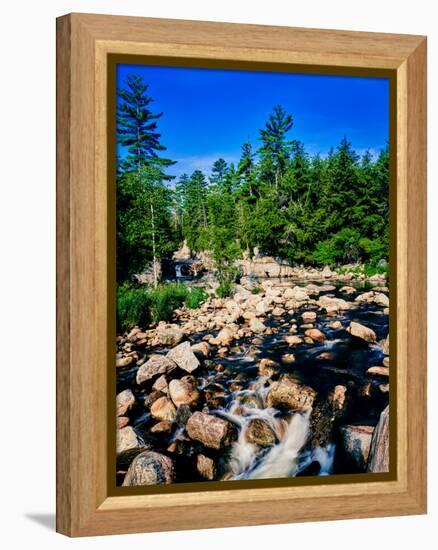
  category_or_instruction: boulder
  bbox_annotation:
[196,454,216,480]
[339,286,356,295]
[155,324,184,347]
[136,355,177,385]
[249,318,266,333]
[186,411,235,449]
[150,396,177,422]
[367,406,390,473]
[347,321,377,343]
[150,420,173,433]
[266,375,316,411]
[382,334,390,355]
[304,328,326,343]
[302,311,317,323]
[339,425,374,470]
[116,426,147,465]
[329,320,343,329]
[169,376,201,408]
[210,327,234,347]
[116,416,129,429]
[116,388,135,417]
[191,341,211,360]
[116,355,134,368]
[122,451,175,486]
[272,307,285,316]
[284,335,303,346]
[255,300,271,315]
[152,374,168,393]
[245,418,277,446]
[167,341,200,373]
[318,295,352,313]
[322,265,335,278]
[175,404,192,427]
[258,358,279,377]
[373,292,389,307]
[281,353,296,364]
[367,366,390,377]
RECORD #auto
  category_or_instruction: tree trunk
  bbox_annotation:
[150,202,158,288]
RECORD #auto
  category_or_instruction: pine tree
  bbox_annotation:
[210,158,228,185]
[258,105,293,189]
[117,73,174,176]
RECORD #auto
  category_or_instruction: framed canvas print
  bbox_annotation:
[56,13,427,536]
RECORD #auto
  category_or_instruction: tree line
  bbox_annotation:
[116,73,389,286]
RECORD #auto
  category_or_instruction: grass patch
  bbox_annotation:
[117,282,208,331]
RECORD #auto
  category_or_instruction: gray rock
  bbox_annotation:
[116,388,135,417]
[136,355,177,385]
[367,406,390,472]
[245,418,277,446]
[339,425,374,470]
[122,451,175,486]
[266,375,316,411]
[186,411,235,449]
[167,341,200,373]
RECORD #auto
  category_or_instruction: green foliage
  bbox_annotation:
[117,283,208,330]
[216,280,234,298]
[184,287,209,309]
[251,287,262,294]
[116,72,390,326]
[117,285,151,332]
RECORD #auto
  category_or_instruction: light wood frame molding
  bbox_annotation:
[56,13,427,536]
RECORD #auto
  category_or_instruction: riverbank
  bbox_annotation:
[116,275,390,486]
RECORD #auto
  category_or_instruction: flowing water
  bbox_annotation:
[117,280,389,483]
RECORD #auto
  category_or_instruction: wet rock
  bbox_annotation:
[122,451,175,486]
[197,454,216,480]
[117,416,129,429]
[318,295,352,313]
[258,358,279,378]
[304,328,326,343]
[255,300,271,315]
[238,393,263,409]
[374,292,389,307]
[284,335,303,346]
[150,420,173,433]
[167,341,200,373]
[116,388,135,417]
[302,311,317,323]
[127,327,141,341]
[150,396,177,422]
[175,404,192,427]
[155,324,184,347]
[367,406,390,472]
[382,334,390,355]
[339,425,374,470]
[347,321,377,343]
[210,327,234,347]
[116,426,147,465]
[383,357,390,367]
[186,411,235,449]
[144,390,163,409]
[317,352,334,360]
[322,265,335,278]
[191,341,211,360]
[136,355,177,385]
[339,286,356,295]
[116,355,134,368]
[152,374,168,393]
[245,418,277,446]
[266,375,316,411]
[281,353,296,364]
[272,306,286,316]
[169,376,201,408]
[367,366,389,377]
[249,318,267,333]
[329,320,343,329]
[379,384,389,393]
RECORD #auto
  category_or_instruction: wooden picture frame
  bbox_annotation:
[56,13,427,536]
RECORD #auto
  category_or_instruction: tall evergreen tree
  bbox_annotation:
[117,73,174,176]
[258,105,294,189]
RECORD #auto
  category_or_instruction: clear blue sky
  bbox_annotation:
[116,63,389,178]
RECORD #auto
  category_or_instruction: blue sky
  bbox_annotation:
[116,64,389,178]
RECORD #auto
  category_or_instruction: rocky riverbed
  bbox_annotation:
[116,274,390,487]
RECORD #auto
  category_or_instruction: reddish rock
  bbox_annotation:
[186,412,235,449]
